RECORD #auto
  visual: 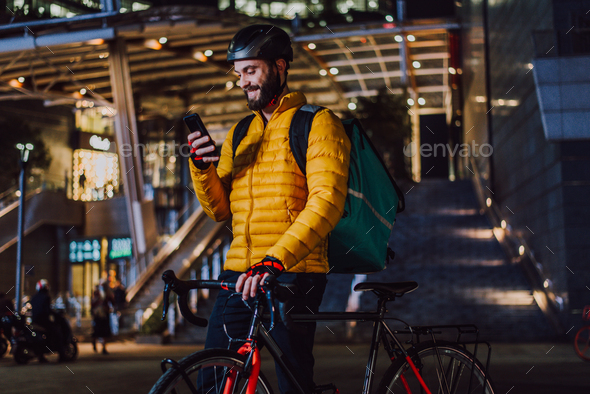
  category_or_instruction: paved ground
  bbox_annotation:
[1,340,588,394]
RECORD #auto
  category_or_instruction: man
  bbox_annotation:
[188,24,351,393]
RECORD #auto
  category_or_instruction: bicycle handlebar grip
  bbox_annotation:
[177,293,208,327]
[278,300,295,330]
[161,269,208,327]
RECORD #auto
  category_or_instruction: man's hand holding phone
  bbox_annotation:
[184,113,220,168]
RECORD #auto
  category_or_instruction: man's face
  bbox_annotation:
[235,59,281,111]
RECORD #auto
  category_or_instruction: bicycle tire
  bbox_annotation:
[574,326,590,361]
[149,348,274,394]
[376,340,495,394]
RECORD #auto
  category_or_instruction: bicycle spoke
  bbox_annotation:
[378,343,493,394]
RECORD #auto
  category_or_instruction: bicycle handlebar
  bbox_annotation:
[160,270,296,329]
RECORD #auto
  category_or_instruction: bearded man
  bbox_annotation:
[188,24,351,394]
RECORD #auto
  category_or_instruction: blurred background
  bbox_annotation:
[0,0,588,344]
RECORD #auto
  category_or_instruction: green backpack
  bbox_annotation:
[232,105,405,273]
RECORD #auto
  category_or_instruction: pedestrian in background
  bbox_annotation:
[91,280,113,354]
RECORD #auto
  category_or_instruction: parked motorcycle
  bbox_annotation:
[0,326,8,358]
[1,311,78,364]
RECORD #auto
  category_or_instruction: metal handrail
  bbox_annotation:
[468,155,564,335]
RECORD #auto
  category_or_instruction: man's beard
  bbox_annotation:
[243,67,281,111]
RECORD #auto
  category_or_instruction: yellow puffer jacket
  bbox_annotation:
[189,91,351,273]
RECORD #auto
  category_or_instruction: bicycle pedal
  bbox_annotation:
[314,383,339,394]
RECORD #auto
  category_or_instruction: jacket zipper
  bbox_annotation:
[244,111,269,267]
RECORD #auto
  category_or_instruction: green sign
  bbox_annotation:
[69,239,101,263]
[109,237,132,260]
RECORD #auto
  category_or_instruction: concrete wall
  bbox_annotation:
[0,225,70,301]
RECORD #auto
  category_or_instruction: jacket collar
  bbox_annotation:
[251,91,307,120]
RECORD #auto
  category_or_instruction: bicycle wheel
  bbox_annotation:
[377,341,495,394]
[149,348,274,394]
[574,326,590,361]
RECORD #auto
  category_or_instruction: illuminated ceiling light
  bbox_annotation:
[319,69,328,76]
[527,63,534,69]
[507,100,519,106]
[86,38,104,45]
[192,50,207,62]
[498,99,505,105]
[204,49,213,57]
[329,67,339,75]
[412,61,421,69]
[417,97,426,105]
[518,245,525,256]
[394,35,403,42]
[346,15,353,22]
[475,96,486,103]
[486,198,492,207]
[144,39,162,50]
[457,68,463,74]
[448,67,456,74]
[407,98,415,106]
[369,1,377,7]
[319,20,326,27]
[8,79,22,88]
[501,220,506,229]
[308,43,316,50]
[455,119,461,126]
[159,37,168,45]
[80,88,87,95]
[407,35,416,42]
[17,77,25,83]
[348,102,357,110]
[225,81,234,89]
[385,15,394,22]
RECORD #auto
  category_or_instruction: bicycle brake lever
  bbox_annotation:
[263,275,276,329]
[161,282,171,321]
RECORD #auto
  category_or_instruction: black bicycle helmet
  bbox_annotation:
[227,24,293,64]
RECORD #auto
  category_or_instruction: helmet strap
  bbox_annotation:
[266,63,287,108]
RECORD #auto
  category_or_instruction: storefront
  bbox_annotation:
[72,106,120,202]
[68,236,132,315]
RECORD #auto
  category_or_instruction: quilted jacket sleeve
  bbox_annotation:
[266,108,351,270]
[188,125,236,222]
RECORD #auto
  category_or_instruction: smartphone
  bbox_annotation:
[184,113,219,159]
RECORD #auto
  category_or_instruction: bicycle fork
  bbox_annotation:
[223,341,261,394]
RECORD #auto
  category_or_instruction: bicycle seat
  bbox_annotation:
[354,281,418,298]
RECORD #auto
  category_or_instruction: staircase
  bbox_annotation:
[321,179,556,342]
[0,189,84,254]
[125,206,228,326]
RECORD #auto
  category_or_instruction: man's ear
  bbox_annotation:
[276,59,287,77]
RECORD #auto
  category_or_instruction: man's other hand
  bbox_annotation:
[236,273,270,300]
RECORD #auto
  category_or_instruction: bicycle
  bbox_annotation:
[149,270,495,394]
[574,305,590,361]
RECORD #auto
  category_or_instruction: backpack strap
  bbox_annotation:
[232,114,256,159]
[289,104,323,175]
